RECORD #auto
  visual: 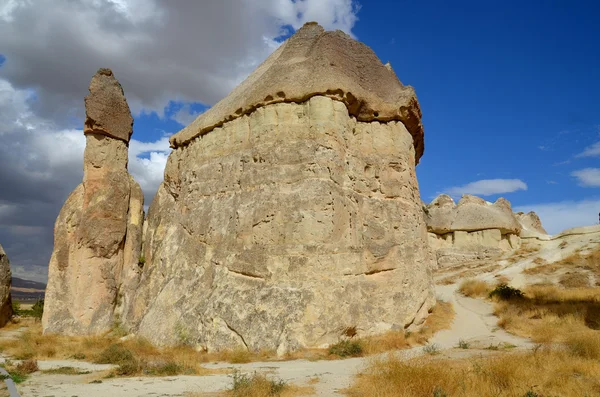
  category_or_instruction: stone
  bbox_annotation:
[516,211,548,235]
[0,243,13,327]
[170,22,425,162]
[425,194,523,268]
[43,69,143,335]
[120,32,435,352]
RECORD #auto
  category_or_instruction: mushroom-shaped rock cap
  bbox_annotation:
[170,22,425,161]
[84,68,134,143]
[426,194,522,235]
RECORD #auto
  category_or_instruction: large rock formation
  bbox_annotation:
[119,23,434,353]
[426,195,523,268]
[0,244,13,327]
[43,69,144,335]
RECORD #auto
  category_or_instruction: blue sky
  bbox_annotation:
[0,1,599,281]
[130,0,600,229]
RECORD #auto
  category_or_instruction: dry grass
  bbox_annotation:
[560,272,591,288]
[458,279,493,298]
[493,285,600,343]
[523,246,600,285]
[346,349,600,397]
[437,264,501,285]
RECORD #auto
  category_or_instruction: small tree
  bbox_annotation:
[31,299,44,321]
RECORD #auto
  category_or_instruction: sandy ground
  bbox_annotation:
[8,283,532,397]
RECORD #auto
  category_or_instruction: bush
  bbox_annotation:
[231,370,286,396]
[423,343,440,355]
[328,340,363,357]
[16,359,39,374]
[457,339,469,349]
[489,284,524,300]
[31,299,44,320]
[95,344,139,376]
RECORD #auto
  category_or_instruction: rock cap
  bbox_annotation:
[84,68,134,143]
[426,194,522,235]
[170,22,425,161]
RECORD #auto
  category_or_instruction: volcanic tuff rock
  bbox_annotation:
[426,195,523,268]
[516,211,548,235]
[170,22,425,162]
[0,243,13,327]
[42,69,144,335]
[119,23,435,353]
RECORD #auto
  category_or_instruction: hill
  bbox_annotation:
[11,277,46,302]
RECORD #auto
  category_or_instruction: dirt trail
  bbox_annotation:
[11,284,531,397]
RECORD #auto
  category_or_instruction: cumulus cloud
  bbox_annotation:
[0,0,360,125]
[444,179,528,197]
[514,199,600,235]
[572,168,600,187]
[0,77,169,282]
[0,1,361,282]
[576,141,600,158]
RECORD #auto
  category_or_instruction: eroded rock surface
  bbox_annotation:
[426,195,523,268]
[43,69,143,335]
[121,25,434,353]
[516,211,548,235]
[123,95,434,353]
[0,243,13,327]
[171,22,424,161]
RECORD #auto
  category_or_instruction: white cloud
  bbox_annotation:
[444,179,528,197]
[572,168,600,187]
[0,0,360,125]
[0,1,361,280]
[515,199,600,235]
[0,78,171,282]
[576,141,600,158]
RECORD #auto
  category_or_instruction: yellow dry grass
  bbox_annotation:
[187,372,316,397]
[493,285,600,343]
[523,246,600,285]
[345,349,600,397]
[458,279,493,298]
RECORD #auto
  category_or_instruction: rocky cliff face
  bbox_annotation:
[425,194,523,268]
[43,69,144,335]
[119,23,434,353]
[0,244,13,327]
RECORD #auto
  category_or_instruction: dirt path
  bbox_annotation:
[12,284,532,397]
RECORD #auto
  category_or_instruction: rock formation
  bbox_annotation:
[42,69,144,335]
[425,194,523,268]
[516,211,548,235]
[0,243,13,327]
[118,22,435,353]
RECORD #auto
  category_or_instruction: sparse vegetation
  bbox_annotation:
[523,246,600,286]
[328,340,362,357]
[41,366,91,375]
[457,339,469,349]
[346,349,600,396]
[230,370,287,396]
[458,279,492,298]
[488,284,524,300]
[423,343,440,355]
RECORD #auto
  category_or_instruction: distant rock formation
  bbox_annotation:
[425,194,523,268]
[516,211,548,235]
[117,22,434,353]
[0,243,13,327]
[43,69,144,335]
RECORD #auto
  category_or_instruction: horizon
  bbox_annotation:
[1,0,599,283]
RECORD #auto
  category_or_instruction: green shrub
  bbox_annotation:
[489,284,524,300]
[328,340,363,357]
[31,299,44,320]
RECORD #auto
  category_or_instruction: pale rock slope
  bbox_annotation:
[119,22,435,353]
[0,244,13,327]
[43,69,144,335]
